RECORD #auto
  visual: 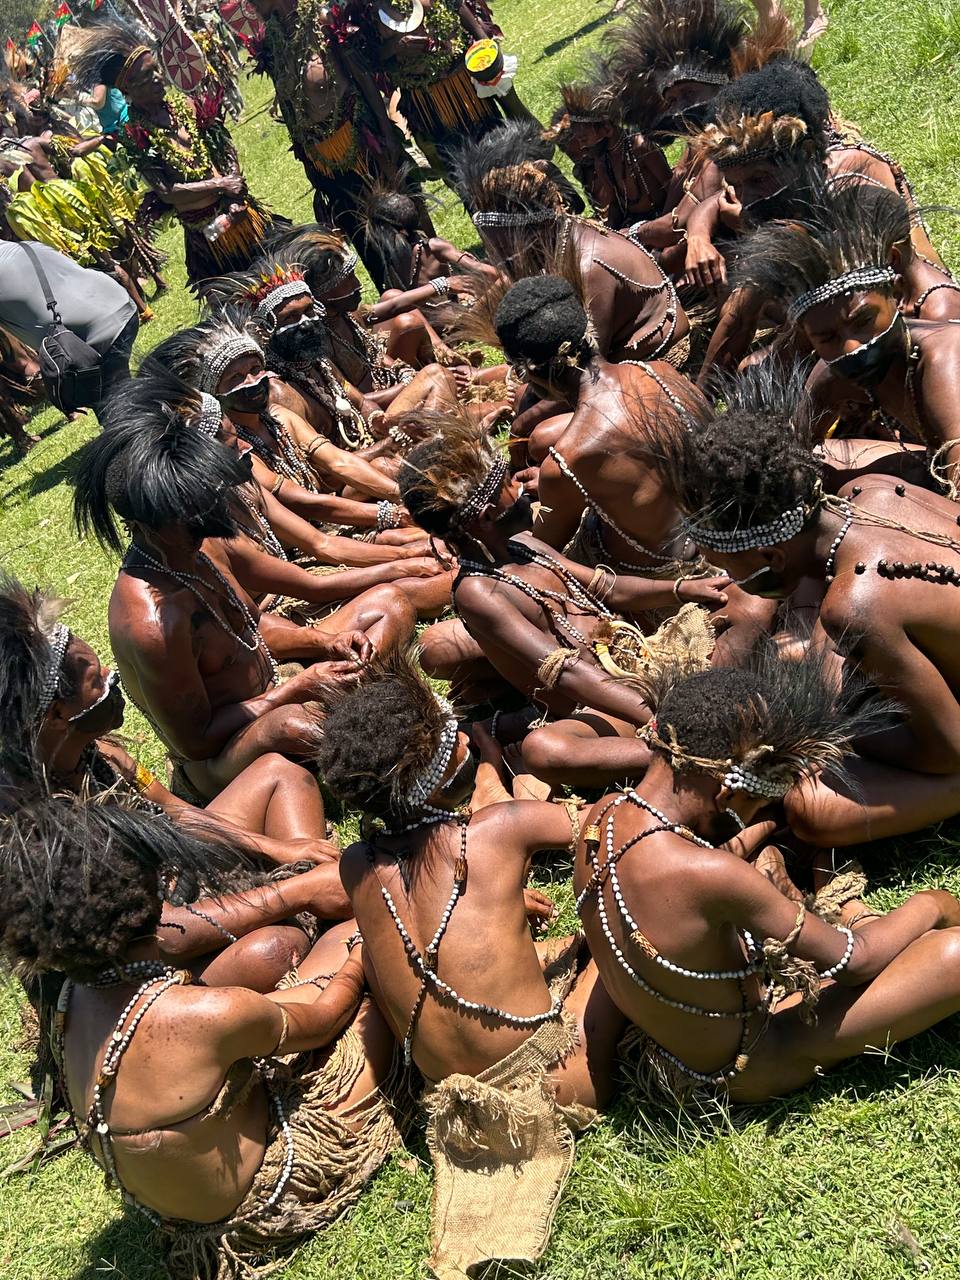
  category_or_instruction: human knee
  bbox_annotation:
[366,582,417,635]
[232,925,310,987]
[522,725,574,781]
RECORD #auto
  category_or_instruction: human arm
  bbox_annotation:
[914,341,960,490]
[681,192,727,290]
[160,865,352,959]
[697,286,766,391]
[224,537,442,602]
[710,847,960,985]
[258,487,416,565]
[361,276,475,323]
[216,948,366,1060]
[454,575,651,723]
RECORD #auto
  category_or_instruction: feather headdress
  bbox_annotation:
[693,110,810,168]
[148,309,263,396]
[0,575,71,781]
[396,408,508,541]
[59,18,153,92]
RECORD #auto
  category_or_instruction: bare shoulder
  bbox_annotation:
[339,839,373,893]
[108,572,191,662]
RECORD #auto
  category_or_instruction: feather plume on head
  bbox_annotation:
[638,639,896,798]
[60,17,153,92]
[0,575,73,782]
[396,408,509,545]
[733,172,913,324]
[315,647,458,824]
[148,308,263,396]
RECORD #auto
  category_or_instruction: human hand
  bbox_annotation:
[283,837,341,866]
[681,234,727,290]
[219,174,246,198]
[717,182,744,233]
[323,629,374,666]
[389,556,446,579]
[675,575,730,608]
[513,466,540,499]
[524,886,557,928]
[298,659,364,698]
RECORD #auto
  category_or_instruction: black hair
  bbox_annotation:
[315,650,451,821]
[450,119,585,219]
[734,174,912,313]
[654,358,820,531]
[397,413,504,543]
[146,309,261,391]
[0,577,79,781]
[361,176,433,292]
[648,641,894,787]
[494,275,589,365]
[711,57,830,146]
[0,795,246,983]
[73,374,248,554]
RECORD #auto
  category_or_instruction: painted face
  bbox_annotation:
[702,548,792,600]
[59,639,125,735]
[431,732,478,809]
[218,352,271,415]
[803,289,905,389]
[269,313,327,364]
[321,272,362,314]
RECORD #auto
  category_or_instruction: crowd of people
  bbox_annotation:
[5,0,960,1276]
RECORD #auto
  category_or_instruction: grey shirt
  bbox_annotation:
[0,241,137,354]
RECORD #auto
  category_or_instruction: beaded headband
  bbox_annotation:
[37,622,70,718]
[658,63,729,91]
[195,393,223,438]
[643,720,795,799]
[683,494,818,553]
[404,699,458,808]
[787,265,896,325]
[714,143,790,170]
[325,248,359,291]
[253,279,313,324]
[472,209,556,228]
[201,333,263,394]
[454,451,508,528]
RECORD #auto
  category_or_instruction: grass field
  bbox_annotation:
[2,1,960,1276]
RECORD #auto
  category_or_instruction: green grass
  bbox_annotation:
[2,1,960,1276]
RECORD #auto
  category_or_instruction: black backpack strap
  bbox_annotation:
[19,242,62,326]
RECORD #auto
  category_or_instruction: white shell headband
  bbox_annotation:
[787,265,896,325]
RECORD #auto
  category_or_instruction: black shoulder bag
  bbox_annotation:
[20,243,103,413]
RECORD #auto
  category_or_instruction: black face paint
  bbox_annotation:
[220,373,271,415]
[67,670,125,734]
[826,312,905,390]
[325,287,362,313]
[270,315,327,364]
[742,184,791,225]
[494,490,535,537]
[237,449,255,479]
[438,747,479,807]
[654,99,713,139]
[732,563,788,599]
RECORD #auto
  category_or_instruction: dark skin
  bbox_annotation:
[801,291,960,491]
[575,755,960,1102]
[480,217,690,361]
[63,920,394,1222]
[420,473,728,787]
[558,123,671,230]
[109,520,415,799]
[341,731,625,1106]
[697,476,960,844]
[118,51,248,214]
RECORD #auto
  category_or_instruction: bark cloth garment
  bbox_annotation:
[421,935,596,1280]
[57,968,409,1280]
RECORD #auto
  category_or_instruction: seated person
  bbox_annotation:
[73,385,418,802]
[574,650,960,1104]
[547,83,671,231]
[654,359,960,845]
[324,652,626,1279]
[451,122,688,364]
[736,188,960,493]
[398,413,728,787]
[0,797,401,1271]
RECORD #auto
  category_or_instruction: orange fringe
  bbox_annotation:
[406,64,495,133]
[209,203,271,268]
[307,122,369,177]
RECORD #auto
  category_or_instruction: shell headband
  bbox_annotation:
[404,698,458,808]
[658,63,729,91]
[454,452,508,528]
[37,622,70,718]
[253,279,313,325]
[472,209,556,228]
[787,265,896,325]
[201,333,263,394]
[683,495,819,553]
[195,393,223,438]
[643,719,794,799]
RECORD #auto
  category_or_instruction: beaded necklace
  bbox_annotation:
[272,356,375,449]
[371,820,564,1065]
[549,444,691,569]
[236,490,288,562]
[458,538,615,648]
[128,91,213,183]
[236,411,317,491]
[124,545,279,688]
[65,965,294,1229]
[328,317,402,392]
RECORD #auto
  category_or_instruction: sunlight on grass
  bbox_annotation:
[1,1,960,1276]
